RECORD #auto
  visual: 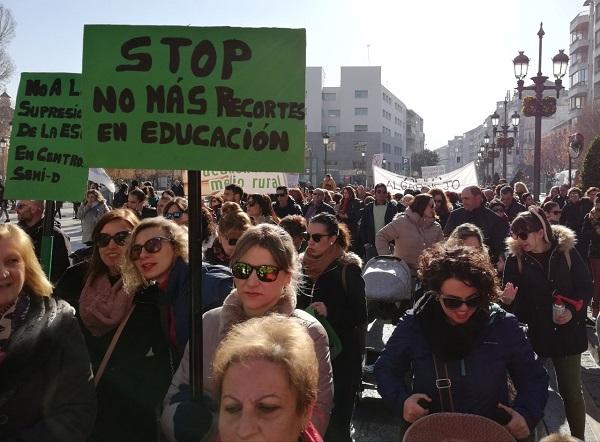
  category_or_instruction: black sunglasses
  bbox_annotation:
[231,262,280,282]
[165,211,185,220]
[306,233,334,243]
[440,295,481,310]
[224,237,239,247]
[130,236,173,261]
[511,231,529,241]
[95,231,131,248]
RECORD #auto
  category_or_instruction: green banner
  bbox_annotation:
[5,73,88,201]
[82,26,306,172]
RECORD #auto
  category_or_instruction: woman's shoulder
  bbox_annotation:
[291,309,328,340]
[338,252,363,270]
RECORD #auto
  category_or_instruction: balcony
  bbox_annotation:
[569,81,589,98]
[570,37,589,54]
[570,11,589,31]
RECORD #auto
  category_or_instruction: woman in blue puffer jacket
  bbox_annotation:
[375,244,548,440]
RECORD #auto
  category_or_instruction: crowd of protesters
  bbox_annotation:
[1,173,599,441]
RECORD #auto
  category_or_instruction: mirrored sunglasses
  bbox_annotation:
[231,262,280,282]
[440,295,481,310]
[95,231,131,248]
[165,211,185,220]
[130,236,173,261]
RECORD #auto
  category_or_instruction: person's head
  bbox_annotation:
[307,213,350,256]
[219,202,253,259]
[0,224,53,307]
[127,188,147,212]
[275,186,290,206]
[118,183,129,194]
[342,186,356,201]
[428,188,452,214]
[549,186,560,198]
[447,223,485,250]
[88,209,139,280]
[585,187,600,200]
[145,186,156,198]
[279,215,308,252]
[460,186,483,211]
[509,206,553,254]
[401,194,414,207]
[224,184,244,203]
[418,244,500,325]
[324,174,332,180]
[410,193,435,219]
[247,194,277,222]
[494,183,504,197]
[89,182,100,190]
[86,189,105,205]
[374,183,388,205]
[542,201,562,224]
[122,217,188,293]
[420,185,431,194]
[157,192,174,216]
[559,184,569,197]
[213,315,318,442]
[514,182,528,195]
[311,188,325,206]
[489,200,506,218]
[445,191,459,206]
[482,188,494,203]
[131,179,139,189]
[356,185,366,198]
[499,186,515,208]
[174,179,181,186]
[229,224,300,317]
[522,192,535,207]
[287,188,304,205]
[16,200,45,226]
[568,187,583,203]
[210,195,224,210]
[163,197,189,226]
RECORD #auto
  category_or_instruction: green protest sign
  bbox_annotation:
[82,26,306,172]
[5,73,88,201]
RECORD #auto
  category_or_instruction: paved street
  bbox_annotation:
[5,202,600,441]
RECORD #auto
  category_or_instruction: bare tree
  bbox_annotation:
[0,5,15,88]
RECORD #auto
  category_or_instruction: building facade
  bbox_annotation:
[304,66,424,186]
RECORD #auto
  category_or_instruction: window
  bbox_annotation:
[382,93,392,104]
[570,96,586,110]
[353,161,365,169]
[394,145,401,155]
[355,107,368,116]
[571,31,584,43]
[382,126,392,136]
[354,125,368,132]
[322,92,336,101]
[394,131,401,138]
[571,51,587,66]
[596,29,600,47]
[328,109,340,117]
[355,90,368,98]
[382,110,391,120]
[382,142,391,153]
[327,126,336,136]
[570,69,587,87]
[596,55,600,71]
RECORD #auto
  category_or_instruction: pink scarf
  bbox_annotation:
[79,274,133,336]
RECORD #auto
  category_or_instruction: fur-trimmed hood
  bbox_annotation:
[506,224,577,256]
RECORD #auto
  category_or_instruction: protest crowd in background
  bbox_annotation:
[2,169,600,442]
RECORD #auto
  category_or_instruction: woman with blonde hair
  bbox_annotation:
[78,188,110,244]
[214,315,323,442]
[205,202,252,266]
[0,224,96,441]
[161,224,333,441]
[164,197,189,226]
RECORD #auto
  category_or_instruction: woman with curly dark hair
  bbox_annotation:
[429,188,453,228]
[375,244,548,440]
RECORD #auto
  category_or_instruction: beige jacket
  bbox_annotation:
[375,208,444,273]
[160,288,334,440]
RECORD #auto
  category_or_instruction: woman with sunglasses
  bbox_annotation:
[205,202,252,266]
[209,195,223,220]
[375,244,548,440]
[161,224,334,441]
[298,213,367,442]
[375,194,444,276]
[502,207,593,440]
[246,193,279,225]
[55,209,173,442]
[428,188,453,229]
[163,197,189,226]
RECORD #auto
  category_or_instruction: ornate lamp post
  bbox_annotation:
[513,23,568,200]
[490,91,520,180]
[482,133,498,181]
[0,137,7,179]
[322,133,330,176]
[361,151,366,186]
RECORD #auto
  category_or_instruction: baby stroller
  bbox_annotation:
[359,256,414,400]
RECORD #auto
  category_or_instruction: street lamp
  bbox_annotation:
[491,91,520,180]
[513,23,568,201]
[482,133,498,181]
[322,133,329,176]
[361,151,366,186]
[0,137,7,179]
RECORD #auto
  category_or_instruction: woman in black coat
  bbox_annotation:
[337,186,363,255]
[502,206,593,440]
[299,213,367,442]
[0,223,96,442]
[581,194,600,318]
[54,209,171,442]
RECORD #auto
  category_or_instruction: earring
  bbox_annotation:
[330,242,334,245]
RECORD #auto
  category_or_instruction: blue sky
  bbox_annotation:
[2,0,586,150]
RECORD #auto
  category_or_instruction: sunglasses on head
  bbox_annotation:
[440,295,481,310]
[231,262,280,282]
[511,231,529,241]
[130,236,173,260]
[95,230,131,248]
[165,211,185,220]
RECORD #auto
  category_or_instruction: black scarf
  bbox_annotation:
[415,292,490,361]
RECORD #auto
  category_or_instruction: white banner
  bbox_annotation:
[373,161,478,192]
[421,165,446,180]
[88,168,116,192]
[372,153,384,167]
[201,171,288,196]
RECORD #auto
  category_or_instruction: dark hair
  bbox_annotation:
[163,197,188,216]
[248,193,279,222]
[343,186,356,200]
[374,183,387,193]
[410,193,433,217]
[428,188,452,213]
[225,183,244,198]
[86,209,139,283]
[332,193,342,204]
[279,215,307,238]
[145,186,156,198]
[542,201,559,212]
[418,244,500,309]
[201,206,216,243]
[131,180,139,188]
[568,187,582,197]
[276,185,288,194]
[511,207,552,243]
[309,213,350,251]
[129,188,146,202]
[162,189,175,198]
[489,200,505,211]
[500,185,514,195]
[118,183,128,193]
[446,191,459,205]
[494,184,504,197]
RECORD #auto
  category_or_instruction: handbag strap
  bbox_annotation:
[94,304,136,387]
[432,353,454,412]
